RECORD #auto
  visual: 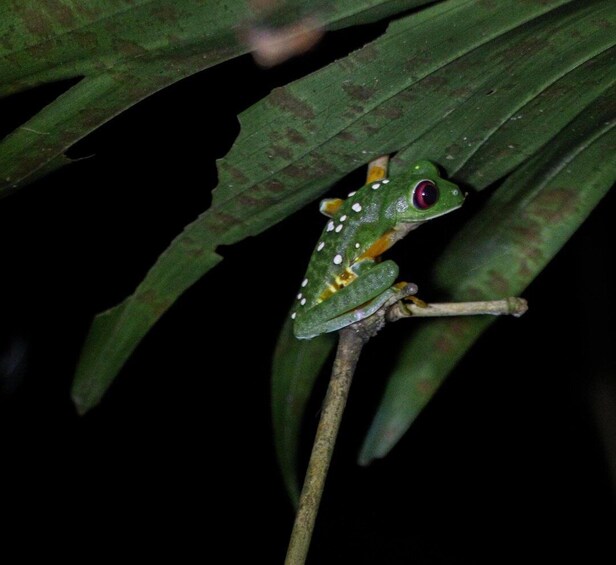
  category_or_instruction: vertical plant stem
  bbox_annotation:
[284,328,366,565]
[285,156,389,564]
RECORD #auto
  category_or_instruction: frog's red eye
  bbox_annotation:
[412,180,439,210]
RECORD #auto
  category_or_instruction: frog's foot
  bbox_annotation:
[391,281,428,307]
[393,281,419,300]
[404,295,429,308]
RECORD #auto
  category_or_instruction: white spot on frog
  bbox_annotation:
[347,191,356,197]
[352,203,362,212]
[371,183,380,190]
[317,241,325,251]
[300,297,307,306]
[301,278,308,287]
[382,179,390,184]
[326,221,334,232]
[297,293,303,300]
[333,254,343,265]
[340,215,347,222]
[355,243,360,249]
[335,224,343,233]
[291,312,297,319]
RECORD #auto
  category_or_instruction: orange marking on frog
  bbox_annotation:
[335,268,357,288]
[318,283,339,303]
[319,198,344,217]
[366,156,389,183]
[366,166,387,184]
[357,230,397,261]
[318,269,357,302]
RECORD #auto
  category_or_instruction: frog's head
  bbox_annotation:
[397,160,465,222]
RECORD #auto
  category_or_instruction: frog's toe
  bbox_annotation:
[393,281,419,298]
[404,295,428,308]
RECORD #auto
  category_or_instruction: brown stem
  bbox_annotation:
[387,296,528,322]
[283,153,528,563]
[283,293,528,563]
[284,327,366,565]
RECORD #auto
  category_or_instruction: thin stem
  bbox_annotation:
[387,296,528,322]
[284,328,366,565]
[283,294,527,564]
[284,155,393,564]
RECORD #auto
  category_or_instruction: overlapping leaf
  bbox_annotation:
[270,0,615,496]
[1,0,420,193]
[0,0,247,192]
[72,0,584,412]
[360,85,616,463]
[272,317,336,505]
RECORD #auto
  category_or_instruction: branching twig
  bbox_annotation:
[387,296,528,322]
[285,284,411,565]
[284,155,528,564]
[284,291,527,565]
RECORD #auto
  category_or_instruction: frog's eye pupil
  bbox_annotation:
[412,180,439,210]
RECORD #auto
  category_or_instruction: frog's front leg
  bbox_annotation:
[294,260,401,339]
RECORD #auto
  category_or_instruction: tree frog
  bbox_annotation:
[292,160,465,339]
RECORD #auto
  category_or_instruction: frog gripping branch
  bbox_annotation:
[292,160,464,339]
[284,157,527,565]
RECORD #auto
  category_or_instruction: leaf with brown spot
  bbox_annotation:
[60,0,613,445]
[342,82,378,101]
[67,0,439,413]
[268,0,615,489]
[359,88,616,464]
[1,0,415,194]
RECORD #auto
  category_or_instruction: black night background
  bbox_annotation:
[1,22,614,563]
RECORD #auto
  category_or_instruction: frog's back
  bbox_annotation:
[291,160,465,337]
[292,177,400,320]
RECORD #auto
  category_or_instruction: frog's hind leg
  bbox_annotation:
[294,260,400,338]
[326,286,401,333]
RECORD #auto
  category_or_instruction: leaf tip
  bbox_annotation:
[70,376,104,416]
[358,411,411,466]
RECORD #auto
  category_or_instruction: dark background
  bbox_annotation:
[1,23,614,562]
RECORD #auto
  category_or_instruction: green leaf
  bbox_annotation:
[359,86,616,464]
[1,0,418,193]
[74,0,613,418]
[267,0,615,487]
[74,0,593,412]
[271,317,336,505]
[68,0,438,412]
[391,2,616,185]
[217,0,583,201]
[0,0,248,192]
